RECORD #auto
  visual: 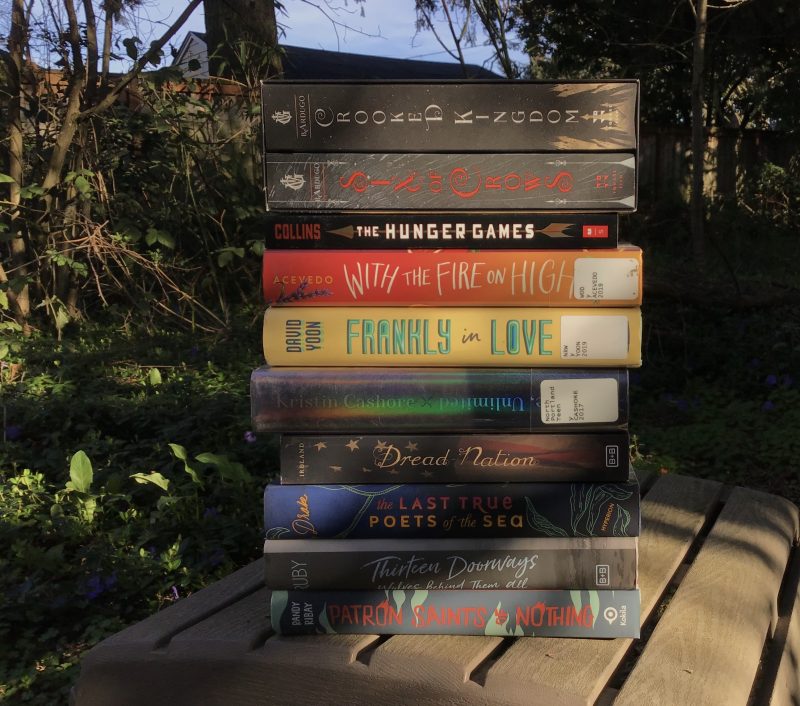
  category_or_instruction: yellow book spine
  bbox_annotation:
[263,306,642,367]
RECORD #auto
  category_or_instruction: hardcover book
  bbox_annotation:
[264,152,637,212]
[262,212,619,250]
[279,432,630,484]
[263,477,641,540]
[261,80,639,152]
[263,246,642,306]
[251,366,630,433]
[264,536,639,591]
[270,588,641,638]
[262,306,643,367]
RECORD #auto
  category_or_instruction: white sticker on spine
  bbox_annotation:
[540,378,619,424]
[560,315,629,359]
[573,258,640,300]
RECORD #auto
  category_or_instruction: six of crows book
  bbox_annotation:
[254,79,643,638]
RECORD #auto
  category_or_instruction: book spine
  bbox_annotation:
[261,81,639,152]
[262,213,620,250]
[262,306,642,367]
[264,153,637,211]
[263,247,642,306]
[251,366,629,433]
[279,432,630,484]
[263,478,641,540]
[270,588,641,638]
[264,536,639,590]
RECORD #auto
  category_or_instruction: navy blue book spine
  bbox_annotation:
[263,478,640,540]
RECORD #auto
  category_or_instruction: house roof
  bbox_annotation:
[174,31,500,79]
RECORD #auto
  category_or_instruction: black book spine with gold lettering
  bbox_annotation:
[279,432,629,483]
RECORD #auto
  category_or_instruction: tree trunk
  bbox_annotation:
[203,0,282,81]
[5,0,31,325]
[690,0,708,264]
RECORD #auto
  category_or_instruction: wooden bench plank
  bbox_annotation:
[614,487,799,706]
[478,472,723,706]
[768,546,800,706]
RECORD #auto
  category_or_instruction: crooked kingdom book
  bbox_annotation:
[261,80,639,152]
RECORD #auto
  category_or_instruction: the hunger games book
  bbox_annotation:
[270,588,641,638]
[262,246,642,306]
[262,213,619,250]
[250,366,629,433]
[264,152,637,212]
[261,80,639,152]
[264,536,638,591]
[263,477,640,540]
[278,432,630,483]
[261,306,643,367]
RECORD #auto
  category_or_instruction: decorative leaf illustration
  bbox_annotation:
[271,591,288,628]
[525,497,569,536]
[570,589,582,615]
[613,506,632,535]
[319,604,336,634]
[589,591,600,626]
[265,526,291,539]
[318,484,403,539]
[392,590,406,612]
[410,590,428,626]
[485,601,512,636]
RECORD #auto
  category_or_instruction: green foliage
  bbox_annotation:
[0,318,277,702]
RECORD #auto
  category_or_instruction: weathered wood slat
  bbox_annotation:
[770,566,800,706]
[614,487,799,706]
[478,472,723,706]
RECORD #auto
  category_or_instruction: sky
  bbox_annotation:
[154,0,526,75]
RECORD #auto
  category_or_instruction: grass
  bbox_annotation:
[1,204,799,704]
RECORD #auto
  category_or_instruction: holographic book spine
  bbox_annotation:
[264,536,639,590]
[263,477,641,540]
[262,246,643,306]
[270,588,641,638]
[264,152,637,211]
[250,366,629,432]
[279,432,630,483]
[262,306,643,367]
[262,212,619,250]
[261,80,639,152]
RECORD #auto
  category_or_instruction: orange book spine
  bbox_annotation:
[263,247,642,307]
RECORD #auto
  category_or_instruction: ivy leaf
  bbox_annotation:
[69,450,94,493]
[73,175,92,197]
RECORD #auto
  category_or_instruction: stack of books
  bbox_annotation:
[253,79,643,638]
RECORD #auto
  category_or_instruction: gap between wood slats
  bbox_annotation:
[596,481,729,700]
[747,540,800,706]
[354,635,393,666]
[153,582,266,650]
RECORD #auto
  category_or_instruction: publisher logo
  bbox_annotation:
[603,606,618,624]
[583,225,609,239]
[271,110,292,125]
[605,445,619,467]
[280,173,306,191]
[596,564,610,586]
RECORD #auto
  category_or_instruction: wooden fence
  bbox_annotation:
[638,126,798,204]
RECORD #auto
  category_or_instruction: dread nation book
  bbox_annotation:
[263,213,619,250]
[279,432,630,484]
[261,80,639,152]
[263,477,640,540]
[264,152,637,212]
[262,246,642,306]
[250,366,630,433]
[262,306,643,367]
[271,588,641,638]
[264,536,638,591]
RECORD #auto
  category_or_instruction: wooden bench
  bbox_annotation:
[71,470,800,706]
